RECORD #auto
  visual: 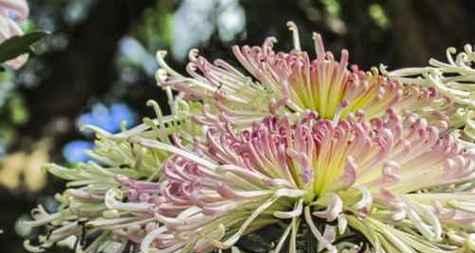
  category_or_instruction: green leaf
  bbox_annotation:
[0,31,49,63]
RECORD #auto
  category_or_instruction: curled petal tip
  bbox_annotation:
[286,21,301,51]
[286,21,298,30]
[156,50,168,59]
[312,32,325,57]
[188,48,200,62]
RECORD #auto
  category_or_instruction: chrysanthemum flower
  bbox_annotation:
[136,110,475,253]
[156,22,454,131]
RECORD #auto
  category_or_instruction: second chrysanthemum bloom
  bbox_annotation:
[157,22,456,131]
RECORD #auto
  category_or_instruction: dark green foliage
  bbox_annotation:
[0,32,48,64]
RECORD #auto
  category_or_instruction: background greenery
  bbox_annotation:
[2,0,475,252]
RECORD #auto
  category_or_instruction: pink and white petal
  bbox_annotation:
[0,0,29,21]
[0,15,19,40]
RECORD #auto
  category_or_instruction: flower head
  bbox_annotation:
[157,22,453,130]
[136,111,475,252]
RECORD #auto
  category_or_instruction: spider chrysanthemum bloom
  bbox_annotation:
[156,22,454,130]
[136,110,475,253]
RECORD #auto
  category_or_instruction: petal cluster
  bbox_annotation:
[24,136,163,253]
[385,44,475,143]
[23,95,193,253]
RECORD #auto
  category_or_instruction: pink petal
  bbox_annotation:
[0,0,29,21]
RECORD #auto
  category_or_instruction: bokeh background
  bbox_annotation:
[2,0,475,252]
